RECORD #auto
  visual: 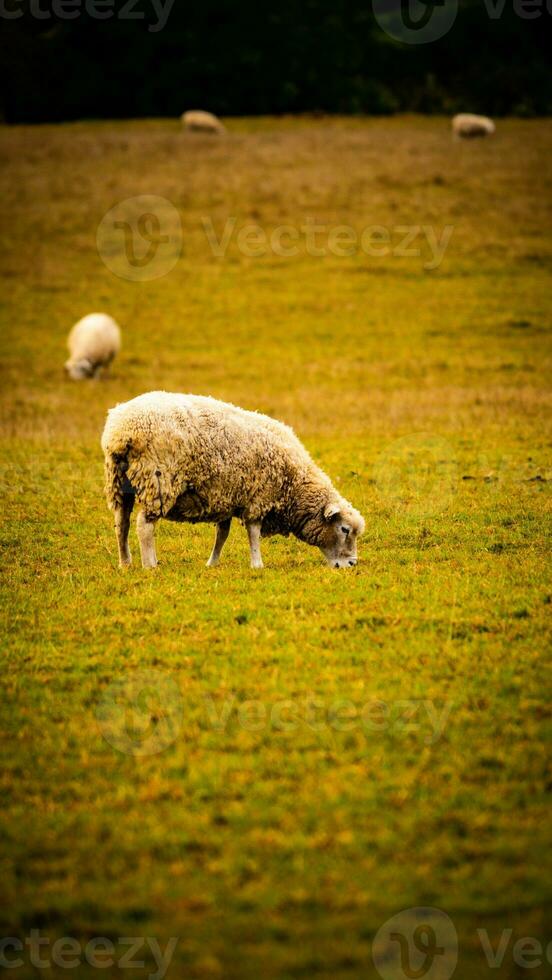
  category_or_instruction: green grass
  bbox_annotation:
[0,115,551,979]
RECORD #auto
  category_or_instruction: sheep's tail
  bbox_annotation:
[103,440,133,512]
[102,424,180,520]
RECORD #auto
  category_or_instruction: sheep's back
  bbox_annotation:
[102,392,313,521]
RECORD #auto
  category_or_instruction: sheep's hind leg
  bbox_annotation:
[137,510,158,569]
[246,521,263,569]
[206,518,231,568]
[115,493,134,567]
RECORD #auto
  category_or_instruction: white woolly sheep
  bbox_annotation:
[66,313,121,380]
[181,110,226,135]
[452,113,495,139]
[101,392,365,570]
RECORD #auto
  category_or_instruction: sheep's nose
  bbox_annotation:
[348,559,357,566]
[334,562,340,569]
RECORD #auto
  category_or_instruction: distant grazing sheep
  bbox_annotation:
[452,114,495,139]
[65,314,121,380]
[101,392,365,570]
[181,110,226,135]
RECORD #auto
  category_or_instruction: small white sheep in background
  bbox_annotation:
[181,110,226,135]
[452,113,496,139]
[65,313,121,380]
[101,392,365,571]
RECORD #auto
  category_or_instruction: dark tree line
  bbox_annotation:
[1,0,551,123]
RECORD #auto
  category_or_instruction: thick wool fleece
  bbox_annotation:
[182,110,226,134]
[451,113,495,138]
[67,314,121,371]
[101,392,364,546]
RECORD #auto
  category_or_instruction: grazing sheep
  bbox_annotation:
[181,110,226,135]
[101,392,365,570]
[452,113,495,139]
[66,313,121,380]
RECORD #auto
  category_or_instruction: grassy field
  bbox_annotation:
[0,115,551,979]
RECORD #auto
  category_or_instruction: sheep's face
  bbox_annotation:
[65,358,94,380]
[319,502,365,569]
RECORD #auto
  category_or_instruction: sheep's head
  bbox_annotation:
[319,500,365,569]
[65,358,94,380]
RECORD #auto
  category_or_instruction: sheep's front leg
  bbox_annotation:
[246,521,263,569]
[137,510,158,569]
[115,495,134,567]
[206,518,231,568]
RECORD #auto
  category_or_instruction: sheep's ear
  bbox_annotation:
[323,502,341,522]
